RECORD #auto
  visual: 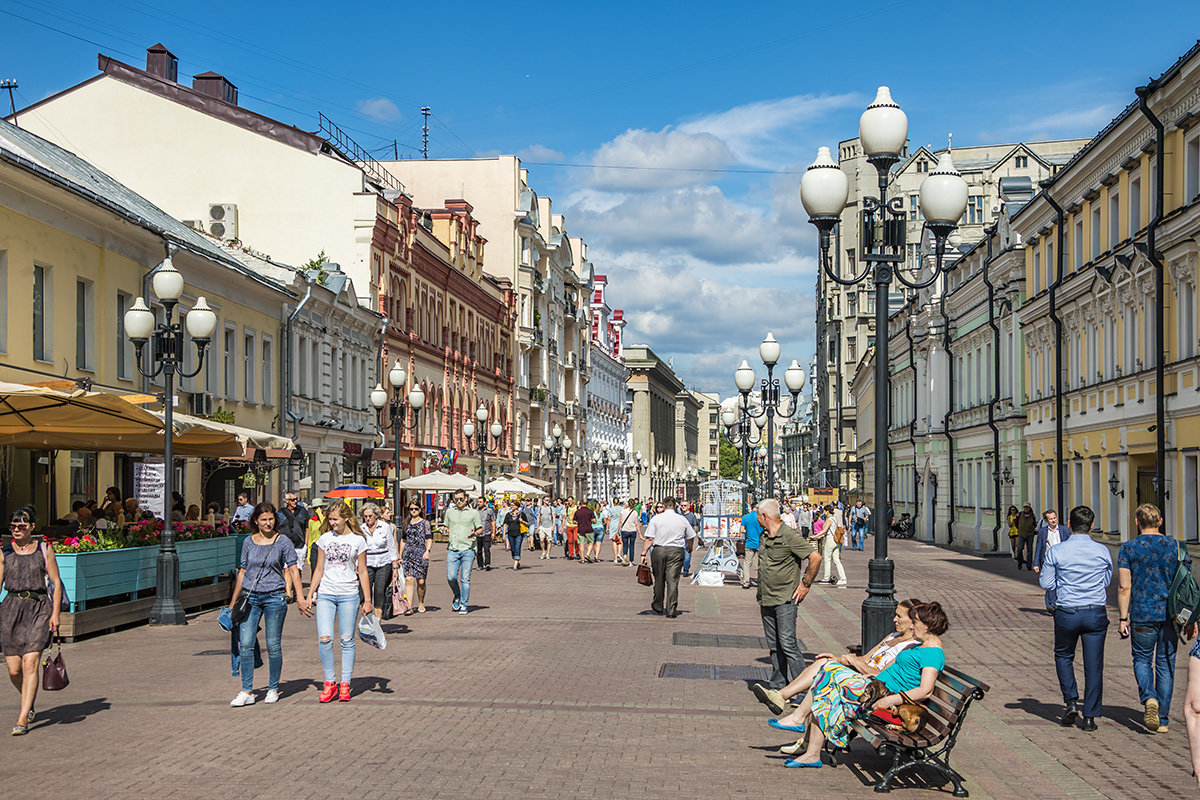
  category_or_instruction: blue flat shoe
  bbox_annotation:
[783,758,822,768]
[768,718,806,733]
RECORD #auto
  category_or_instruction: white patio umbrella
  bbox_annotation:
[394,470,482,494]
[485,478,546,496]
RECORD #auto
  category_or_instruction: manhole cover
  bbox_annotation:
[673,632,768,649]
[658,662,772,681]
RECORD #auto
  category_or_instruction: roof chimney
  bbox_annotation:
[192,71,238,105]
[146,43,178,82]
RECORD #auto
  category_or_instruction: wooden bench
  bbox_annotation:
[827,666,990,797]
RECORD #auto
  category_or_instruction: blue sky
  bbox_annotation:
[3,0,1199,393]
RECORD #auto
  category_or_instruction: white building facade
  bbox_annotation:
[586,274,630,500]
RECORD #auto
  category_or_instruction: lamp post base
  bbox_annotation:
[148,547,188,626]
[861,557,896,651]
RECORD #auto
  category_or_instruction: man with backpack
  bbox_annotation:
[1117,503,1191,733]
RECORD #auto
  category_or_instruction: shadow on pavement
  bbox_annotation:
[353,676,392,695]
[379,622,412,635]
[35,697,111,727]
[1005,696,1069,723]
[276,678,320,700]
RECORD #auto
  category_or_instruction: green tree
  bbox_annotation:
[304,249,331,283]
[719,437,743,480]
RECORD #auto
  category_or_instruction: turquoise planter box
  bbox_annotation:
[47,535,247,612]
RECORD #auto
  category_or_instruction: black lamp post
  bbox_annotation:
[543,425,571,499]
[632,451,648,500]
[799,86,968,649]
[722,400,763,510]
[370,360,425,512]
[463,404,504,499]
[731,340,806,502]
[124,251,218,626]
[593,446,619,501]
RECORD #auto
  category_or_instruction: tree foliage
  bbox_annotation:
[719,437,743,480]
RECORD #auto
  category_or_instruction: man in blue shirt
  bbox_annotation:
[1039,505,1112,731]
[740,500,763,590]
[1117,503,1187,732]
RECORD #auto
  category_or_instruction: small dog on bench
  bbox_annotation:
[856,679,927,734]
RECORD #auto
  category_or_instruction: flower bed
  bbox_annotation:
[56,519,242,552]
[51,528,249,612]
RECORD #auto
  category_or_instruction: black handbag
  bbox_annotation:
[42,637,69,691]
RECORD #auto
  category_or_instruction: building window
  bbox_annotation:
[909,195,919,221]
[1129,172,1142,233]
[1033,248,1042,294]
[244,331,256,403]
[1074,217,1084,269]
[1180,283,1198,360]
[76,279,95,371]
[1143,296,1156,368]
[1109,189,1120,247]
[1125,304,1138,372]
[33,263,51,362]
[964,196,985,224]
[69,451,97,507]
[1187,135,1200,202]
[1015,155,1029,168]
[1046,240,1055,281]
[224,326,237,400]
[847,336,857,364]
[262,336,274,406]
[847,292,858,318]
[1091,202,1102,258]
[0,250,7,353]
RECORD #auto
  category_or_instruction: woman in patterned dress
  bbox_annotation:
[401,501,433,614]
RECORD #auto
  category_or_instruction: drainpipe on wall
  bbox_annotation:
[940,283,956,545]
[282,271,317,488]
[1042,183,1066,517]
[981,225,1003,552]
[1135,84,1168,519]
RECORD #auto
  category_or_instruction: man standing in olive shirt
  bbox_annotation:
[754,498,822,691]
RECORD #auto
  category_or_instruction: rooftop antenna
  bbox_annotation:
[1,79,18,126]
[421,106,431,159]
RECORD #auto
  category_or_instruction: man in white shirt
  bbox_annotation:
[639,497,697,618]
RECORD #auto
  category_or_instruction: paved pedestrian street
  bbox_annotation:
[0,540,1193,799]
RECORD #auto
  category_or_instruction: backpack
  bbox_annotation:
[1167,540,1199,641]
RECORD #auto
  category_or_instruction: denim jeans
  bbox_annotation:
[446,548,475,607]
[683,549,692,574]
[239,591,287,691]
[316,593,359,683]
[507,533,524,560]
[851,522,867,550]
[1053,605,1108,718]
[1131,620,1178,724]
[761,600,806,689]
[621,533,637,561]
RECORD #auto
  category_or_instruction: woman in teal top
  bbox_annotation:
[781,601,949,768]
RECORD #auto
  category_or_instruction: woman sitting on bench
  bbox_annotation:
[774,601,948,768]
[754,598,923,732]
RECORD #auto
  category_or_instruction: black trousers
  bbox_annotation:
[1015,535,1034,567]
[366,564,392,610]
[651,545,686,615]
[476,534,492,567]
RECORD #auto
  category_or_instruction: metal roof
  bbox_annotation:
[0,119,292,295]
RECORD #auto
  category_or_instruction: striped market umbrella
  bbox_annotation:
[324,483,385,499]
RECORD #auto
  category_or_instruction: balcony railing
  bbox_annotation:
[548,339,559,357]
[529,386,546,406]
[565,351,578,369]
[533,271,545,292]
[564,300,578,318]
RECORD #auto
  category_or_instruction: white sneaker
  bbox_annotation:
[837,580,848,586]
[264,690,280,704]
[231,691,255,707]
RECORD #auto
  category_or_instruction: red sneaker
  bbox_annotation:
[338,682,352,702]
[318,681,337,703]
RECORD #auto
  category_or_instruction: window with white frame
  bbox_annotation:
[224,326,237,400]
[1047,240,1055,281]
[1109,189,1120,247]
[116,291,132,381]
[1125,303,1138,372]
[1129,172,1142,233]
[1104,317,1116,379]
[1184,454,1199,542]
[1074,462,1084,509]
[1074,217,1084,269]
[1179,281,1197,360]
[1108,460,1121,535]
[243,331,256,403]
[1143,295,1156,368]
[33,263,51,362]
[75,278,95,371]
[1091,203,1102,258]
[1187,134,1200,203]
[1033,248,1042,293]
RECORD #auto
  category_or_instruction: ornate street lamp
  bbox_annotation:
[543,424,571,499]
[800,86,968,650]
[632,451,648,500]
[125,251,218,626]
[728,340,805,503]
[371,359,426,513]
[462,403,504,499]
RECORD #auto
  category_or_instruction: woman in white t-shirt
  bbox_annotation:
[304,500,372,703]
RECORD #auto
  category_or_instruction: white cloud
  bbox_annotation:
[589,127,734,192]
[355,97,402,122]
[518,144,565,162]
[679,92,861,167]
[1017,103,1121,136]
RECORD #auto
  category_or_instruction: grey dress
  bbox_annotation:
[0,544,53,656]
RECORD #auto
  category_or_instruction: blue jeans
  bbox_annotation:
[507,534,524,560]
[1053,605,1108,718]
[239,591,287,691]
[683,549,692,574]
[446,548,475,607]
[621,533,637,561]
[761,601,806,689]
[851,522,867,550]
[1131,620,1178,724]
[316,593,359,683]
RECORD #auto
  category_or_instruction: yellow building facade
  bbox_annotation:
[0,120,292,520]
[1016,42,1200,547]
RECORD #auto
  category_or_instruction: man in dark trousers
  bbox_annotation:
[1039,505,1112,731]
[751,498,822,704]
[276,491,310,573]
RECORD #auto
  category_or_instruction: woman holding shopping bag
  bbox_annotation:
[304,500,372,703]
[820,506,847,587]
[226,502,306,707]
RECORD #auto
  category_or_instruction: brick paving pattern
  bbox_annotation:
[0,539,1194,798]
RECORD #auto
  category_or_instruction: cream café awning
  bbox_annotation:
[151,412,295,458]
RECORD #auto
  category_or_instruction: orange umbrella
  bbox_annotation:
[325,484,384,499]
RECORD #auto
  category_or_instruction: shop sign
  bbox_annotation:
[134,458,165,519]
[343,442,362,456]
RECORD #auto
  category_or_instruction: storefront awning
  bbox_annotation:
[154,412,294,457]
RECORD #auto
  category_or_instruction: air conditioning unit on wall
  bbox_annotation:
[207,203,238,240]
[190,392,214,417]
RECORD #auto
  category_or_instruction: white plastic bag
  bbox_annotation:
[357,612,387,650]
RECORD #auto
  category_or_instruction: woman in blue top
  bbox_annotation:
[226,502,306,707]
[782,601,949,768]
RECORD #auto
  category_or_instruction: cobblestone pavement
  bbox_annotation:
[0,538,1194,798]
